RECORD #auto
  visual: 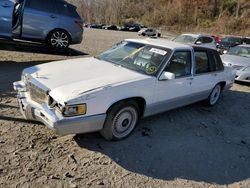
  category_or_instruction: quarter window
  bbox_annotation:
[195,51,210,74]
[165,51,192,78]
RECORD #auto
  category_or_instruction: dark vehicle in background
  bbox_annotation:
[90,24,105,29]
[104,25,118,30]
[0,0,83,48]
[120,24,143,32]
[217,36,246,54]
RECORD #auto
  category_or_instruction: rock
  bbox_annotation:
[27,167,33,172]
[48,136,57,141]
[97,181,104,185]
[49,175,60,180]
[68,154,77,164]
[64,172,75,178]
[69,182,78,188]
[0,140,5,144]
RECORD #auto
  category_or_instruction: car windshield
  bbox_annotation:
[221,37,242,43]
[97,41,171,76]
[227,46,250,58]
[173,35,197,43]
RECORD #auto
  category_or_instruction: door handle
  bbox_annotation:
[186,77,194,80]
[50,15,57,19]
[212,73,218,76]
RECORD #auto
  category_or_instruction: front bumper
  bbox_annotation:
[235,71,250,83]
[13,81,106,135]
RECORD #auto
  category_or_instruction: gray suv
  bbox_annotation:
[0,0,83,48]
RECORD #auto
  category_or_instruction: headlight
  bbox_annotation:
[62,104,87,117]
[243,66,250,71]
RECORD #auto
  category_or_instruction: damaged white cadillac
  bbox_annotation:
[13,39,235,140]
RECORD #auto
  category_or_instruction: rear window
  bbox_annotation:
[26,0,55,13]
[54,0,80,18]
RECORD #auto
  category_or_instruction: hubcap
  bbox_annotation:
[210,85,221,105]
[112,107,138,138]
[50,31,69,48]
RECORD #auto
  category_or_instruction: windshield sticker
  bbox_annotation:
[146,66,157,74]
[149,48,167,56]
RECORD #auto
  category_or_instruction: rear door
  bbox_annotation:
[0,0,15,37]
[21,0,57,40]
[191,49,218,100]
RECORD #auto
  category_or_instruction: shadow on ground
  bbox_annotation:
[0,38,87,56]
[74,89,250,185]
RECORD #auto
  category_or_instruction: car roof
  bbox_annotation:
[181,33,212,38]
[125,38,192,50]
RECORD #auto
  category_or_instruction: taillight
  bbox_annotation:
[75,20,83,30]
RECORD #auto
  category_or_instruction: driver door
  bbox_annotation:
[151,50,193,114]
[0,0,15,37]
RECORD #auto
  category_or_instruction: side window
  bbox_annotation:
[203,37,213,43]
[165,51,192,78]
[54,0,78,17]
[26,0,55,13]
[195,51,210,74]
[211,52,224,71]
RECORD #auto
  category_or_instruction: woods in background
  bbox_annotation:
[69,0,250,35]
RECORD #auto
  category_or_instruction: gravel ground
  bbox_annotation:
[0,28,250,188]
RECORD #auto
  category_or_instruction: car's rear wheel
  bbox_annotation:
[47,30,70,48]
[204,84,222,106]
[101,101,139,141]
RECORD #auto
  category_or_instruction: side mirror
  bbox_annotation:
[195,41,202,45]
[159,71,175,81]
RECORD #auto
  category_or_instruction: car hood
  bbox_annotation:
[24,57,148,102]
[220,54,250,67]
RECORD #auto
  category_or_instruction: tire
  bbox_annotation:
[47,30,70,48]
[204,84,222,106]
[100,101,139,141]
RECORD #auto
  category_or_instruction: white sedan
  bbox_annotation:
[13,39,235,140]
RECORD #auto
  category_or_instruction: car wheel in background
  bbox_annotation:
[204,84,222,106]
[101,101,139,141]
[47,30,70,48]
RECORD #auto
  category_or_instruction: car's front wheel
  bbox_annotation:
[204,84,222,106]
[101,101,139,141]
[47,30,70,48]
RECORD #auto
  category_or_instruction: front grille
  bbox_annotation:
[28,82,48,104]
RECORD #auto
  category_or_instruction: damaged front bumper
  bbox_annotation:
[13,81,106,135]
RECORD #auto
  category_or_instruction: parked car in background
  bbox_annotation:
[217,36,245,54]
[104,25,118,30]
[90,24,105,29]
[138,28,161,37]
[120,24,142,32]
[221,45,250,83]
[14,38,235,140]
[235,66,250,83]
[0,0,83,48]
[173,34,216,49]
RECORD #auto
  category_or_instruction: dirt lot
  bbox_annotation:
[0,28,250,188]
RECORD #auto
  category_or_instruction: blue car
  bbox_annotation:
[0,0,83,48]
